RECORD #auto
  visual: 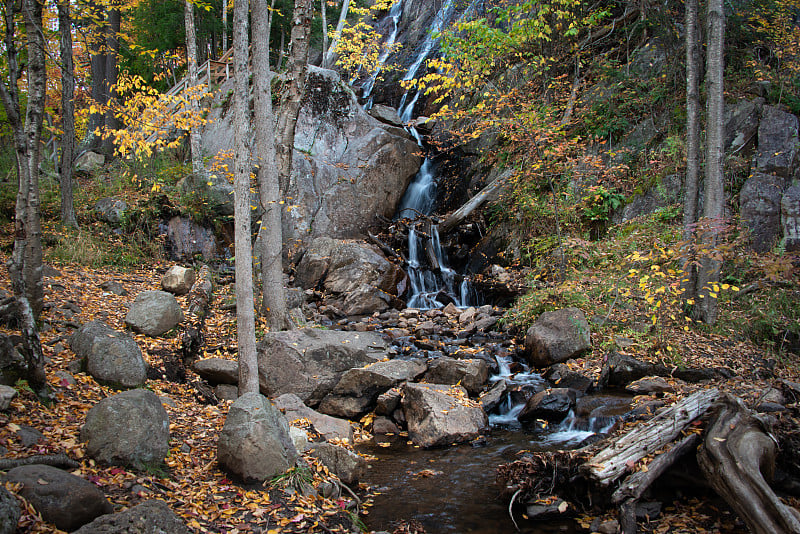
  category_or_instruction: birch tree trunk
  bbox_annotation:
[185,0,203,176]
[682,0,699,299]
[253,0,288,330]
[57,0,78,229]
[697,0,725,325]
[233,0,259,395]
[222,0,228,51]
[321,0,328,66]
[323,0,350,69]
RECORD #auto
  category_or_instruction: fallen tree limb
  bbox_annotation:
[697,394,800,534]
[0,453,80,471]
[180,264,214,366]
[439,173,511,234]
[585,388,719,487]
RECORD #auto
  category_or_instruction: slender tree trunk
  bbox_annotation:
[57,0,78,229]
[682,0,699,299]
[102,4,120,156]
[85,0,106,151]
[321,0,328,66]
[253,0,288,330]
[233,0,259,395]
[276,0,313,197]
[222,0,228,51]
[697,0,725,325]
[185,0,203,176]
[323,0,350,69]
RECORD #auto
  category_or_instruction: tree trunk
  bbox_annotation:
[233,0,259,396]
[185,0,203,176]
[276,0,313,196]
[323,0,350,69]
[697,0,725,325]
[222,0,228,51]
[57,0,78,229]
[439,174,511,234]
[253,0,288,331]
[85,0,106,151]
[698,395,800,534]
[321,0,328,66]
[682,0,699,300]
[102,4,121,156]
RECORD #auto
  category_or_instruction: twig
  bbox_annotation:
[508,488,522,531]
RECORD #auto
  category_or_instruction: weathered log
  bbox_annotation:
[697,394,800,534]
[0,453,80,471]
[180,264,214,366]
[368,231,402,262]
[585,388,719,487]
[439,174,511,234]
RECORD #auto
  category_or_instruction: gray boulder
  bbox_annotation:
[479,379,508,413]
[740,173,786,252]
[295,237,339,289]
[0,484,20,534]
[4,465,113,531]
[124,290,184,337]
[75,151,105,173]
[164,216,217,262]
[308,443,367,485]
[518,388,577,423]
[94,198,127,225]
[524,308,591,368]
[81,389,170,467]
[756,105,799,177]
[193,358,238,385]
[612,174,682,224]
[274,393,354,443]
[543,363,593,394]
[318,359,426,418]
[217,393,298,482]
[598,352,668,389]
[423,358,489,396]
[257,328,387,405]
[161,265,196,295]
[402,383,488,448]
[0,385,16,411]
[725,99,762,153]
[73,500,190,534]
[782,183,800,251]
[369,104,403,127]
[69,320,147,389]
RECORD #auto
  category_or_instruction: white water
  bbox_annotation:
[361,0,404,107]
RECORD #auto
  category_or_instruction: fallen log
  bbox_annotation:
[0,453,80,471]
[439,173,511,234]
[585,388,719,487]
[180,264,214,366]
[698,394,800,534]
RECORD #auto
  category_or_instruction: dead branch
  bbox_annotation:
[0,453,80,471]
[439,174,511,234]
[180,264,214,366]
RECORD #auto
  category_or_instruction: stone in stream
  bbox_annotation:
[524,308,591,368]
[544,363,593,394]
[479,379,508,413]
[307,443,367,485]
[422,357,489,396]
[402,383,488,448]
[518,388,577,424]
[625,376,675,395]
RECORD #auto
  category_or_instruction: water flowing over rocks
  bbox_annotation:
[69,320,147,389]
[73,499,190,534]
[124,290,184,337]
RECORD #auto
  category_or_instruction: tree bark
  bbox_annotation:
[102,3,121,156]
[185,0,203,176]
[233,0,259,396]
[253,0,288,331]
[698,395,800,534]
[682,0,699,300]
[85,0,106,151]
[697,0,725,325]
[57,0,78,229]
[321,0,328,67]
[222,0,227,51]
[439,174,511,234]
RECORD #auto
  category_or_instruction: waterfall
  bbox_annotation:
[361,0,404,107]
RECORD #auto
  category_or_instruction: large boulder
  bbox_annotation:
[756,105,799,177]
[524,308,591,368]
[81,389,170,467]
[3,465,113,532]
[724,98,762,153]
[0,485,19,534]
[73,500,190,534]
[318,359,427,418]
[257,328,387,405]
[422,358,489,396]
[307,443,367,485]
[69,320,147,388]
[740,173,786,252]
[94,198,127,225]
[402,383,488,448]
[124,290,184,337]
[294,237,339,289]
[274,393,354,443]
[193,358,238,385]
[163,216,217,262]
[518,388,577,423]
[598,352,668,389]
[161,265,196,295]
[782,183,800,251]
[217,393,298,482]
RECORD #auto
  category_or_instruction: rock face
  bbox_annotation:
[217,393,298,482]
[202,67,421,253]
[724,98,761,153]
[73,500,190,534]
[124,290,184,337]
[94,198,127,225]
[423,358,489,396]
[256,328,387,405]
[4,465,113,531]
[81,389,170,467]
[295,237,339,289]
[161,265,196,295]
[275,393,354,443]
[612,174,682,224]
[163,216,217,262]
[524,308,591,368]
[402,383,488,448]
[756,105,799,177]
[782,183,800,251]
[307,443,367,485]
[0,485,19,534]
[69,320,147,388]
[740,173,786,252]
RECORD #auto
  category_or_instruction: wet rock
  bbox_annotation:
[0,484,20,534]
[373,416,400,434]
[782,183,800,251]
[402,383,488,448]
[307,443,367,485]
[257,328,387,406]
[625,376,675,395]
[73,499,190,534]
[518,388,577,423]
[756,105,799,177]
[161,265,196,296]
[458,307,477,324]
[4,465,113,531]
[598,352,667,388]
[479,379,508,413]
[69,320,147,389]
[376,389,401,415]
[524,308,591,368]
[740,173,786,252]
[525,497,570,520]
[543,364,593,394]
[94,197,126,225]
[673,367,729,382]
[0,385,16,411]
[369,104,403,127]
[423,357,489,396]
[164,216,217,262]
[124,290,184,337]
[81,389,169,467]
[193,358,238,385]
[217,393,298,483]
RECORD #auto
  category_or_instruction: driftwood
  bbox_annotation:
[585,388,719,487]
[180,264,214,366]
[0,453,80,471]
[698,394,800,534]
[439,174,511,234]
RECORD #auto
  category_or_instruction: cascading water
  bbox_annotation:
[361,0,404,108]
